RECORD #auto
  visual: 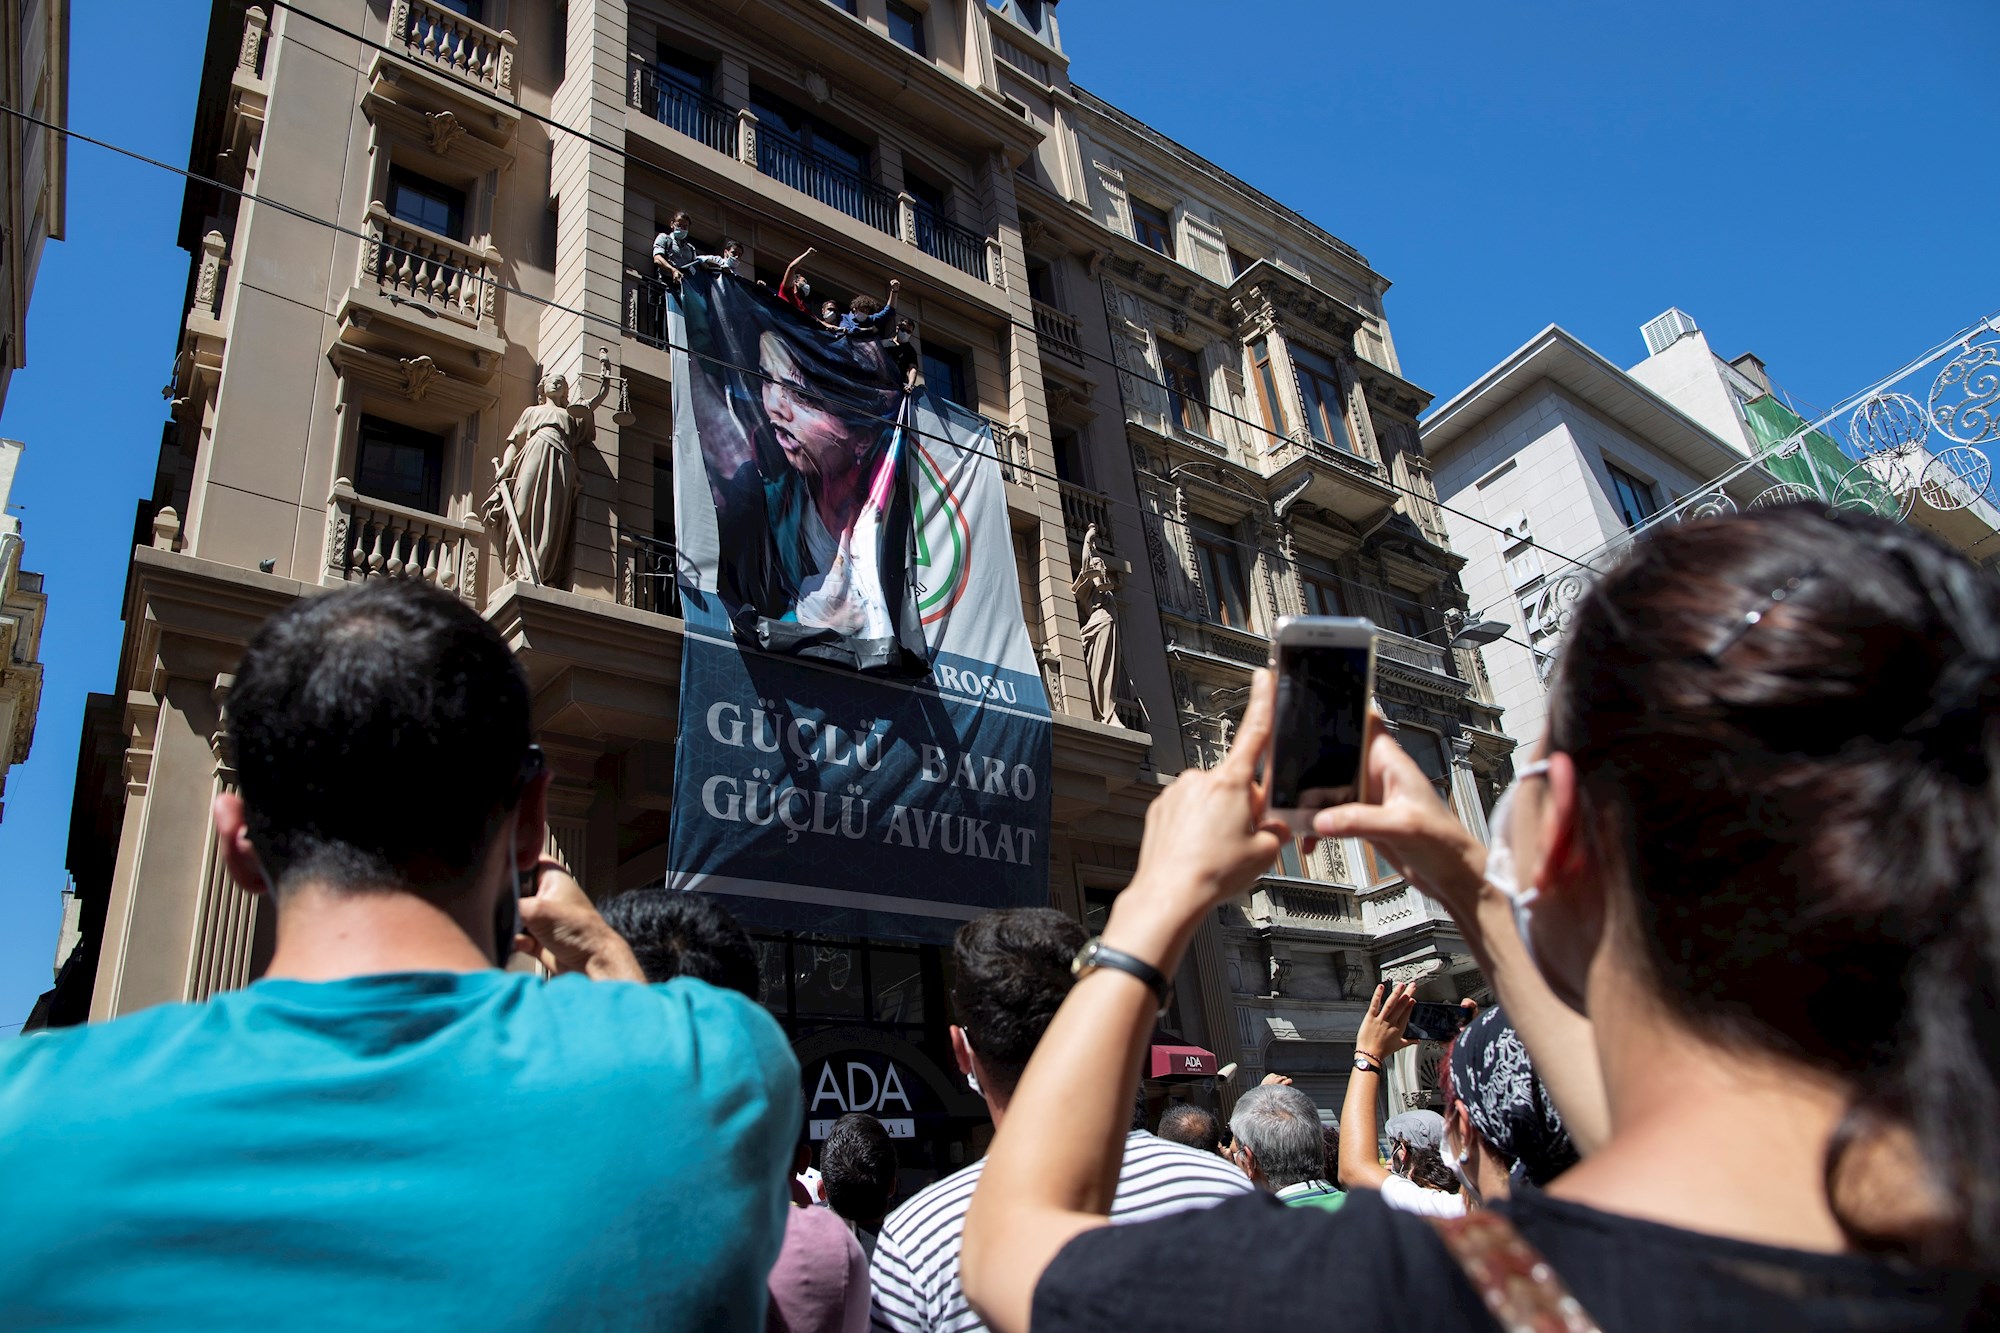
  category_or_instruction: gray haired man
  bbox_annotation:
[1227,1084,1344,1213]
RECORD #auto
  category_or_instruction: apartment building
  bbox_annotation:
[54,0,1510,1129]
[1,0,65,413]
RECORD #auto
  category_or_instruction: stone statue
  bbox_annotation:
[484,354,611,587]
[1072,522,1130,727]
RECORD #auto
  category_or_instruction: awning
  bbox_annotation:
[1149,1042,1219,1079]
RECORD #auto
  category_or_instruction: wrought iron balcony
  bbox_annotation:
[618,533,682,618]
[910,203,989,282]
[757,135,900,236]
[625,267,672,351]
[628,64,738,157]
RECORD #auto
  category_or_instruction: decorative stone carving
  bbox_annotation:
[482,355,610,587]
[1020,217,1051,254]
[803,69,831,104]
[425,110,466,156]
[399,355,443,401]
[1073,524,1131,727]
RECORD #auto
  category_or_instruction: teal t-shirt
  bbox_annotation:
[0,970,802,1330]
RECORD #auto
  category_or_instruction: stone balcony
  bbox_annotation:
[390,0,516,102]
[321,478,485,603]
[336,203,506,378]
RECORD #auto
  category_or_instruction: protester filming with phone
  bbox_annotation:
[1335,982,1467,1219]
[961,506,1999,1332]
[0,581,803,1331]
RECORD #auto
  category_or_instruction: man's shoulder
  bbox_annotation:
[878,1156,987,1248]
[1110,1132,1256,1206]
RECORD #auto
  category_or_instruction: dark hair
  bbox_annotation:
[849,295,882,316]
[598,890,759,997]
[821,1113,899,1224]
[951,907,1088,1097]
[722,238,742,255]
[1157,1101,1221,1154]
[1322,1123,1341,1187]
[226,579,530,896]
[1550,504,2000,1268]
[1405,1144,1460,1194]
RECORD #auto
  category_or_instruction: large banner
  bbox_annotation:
[666,269,1052,943]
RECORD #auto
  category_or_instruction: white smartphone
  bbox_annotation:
[1267,615,1378,834]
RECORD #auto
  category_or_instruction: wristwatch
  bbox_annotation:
[1072,937,1173,1015]
[1352,1053,1385,1075]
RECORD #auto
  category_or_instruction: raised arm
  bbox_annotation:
[780,246,815,293]
[1310,732,1610,1154]
[961,671,1289,1333]
[1337,982,1417,1190]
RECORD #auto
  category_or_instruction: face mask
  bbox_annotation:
[796,280,810,297]
[671,227,687,241]
[1443,1130,1473,1189]
[1484,759,1551,966]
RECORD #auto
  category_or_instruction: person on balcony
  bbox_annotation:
[775,246,817,315]
[815,299,845,334]
[697,239,744,276]
[653,211,698,287]
[885,318,919,392]
[835,279,900,337]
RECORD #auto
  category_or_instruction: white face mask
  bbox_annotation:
[671,226,688,241]
[796,280,810,297]
[1484,759,1551,966]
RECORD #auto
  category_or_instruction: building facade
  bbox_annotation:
[54,0,1508,1128]
[1422,325,1779,747]
[0,439,46,822]
[1,0,65,414]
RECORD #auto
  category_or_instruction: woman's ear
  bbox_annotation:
[1528,750,1609,1009]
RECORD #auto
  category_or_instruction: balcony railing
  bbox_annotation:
[757,135,899,235]
[618,533,682,618]
[910,203,989,282]
[323,478,483,604]
[391,0,516,96]
[361,202,498,331]
[628,64,738,157]
[1059,480,1112,552]
[625,268,672,350]
[1032,299,1083,363]
[1374,627,1451,678]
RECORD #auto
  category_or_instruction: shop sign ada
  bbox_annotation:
[807,1058,917,1140]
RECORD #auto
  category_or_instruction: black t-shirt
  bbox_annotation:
[1034,1185,1994,1332]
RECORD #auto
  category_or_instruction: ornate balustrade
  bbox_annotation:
[628,62,737,156]
[625,268,672,350]
[323,479,483,603]
[361,203,499,331]
[1373,627,1450,678]
[617,533,683,618]
[1268,882,1363,929]
[1032,299,1083,364]
[391,0,516,97]
[1058,480,1112,551]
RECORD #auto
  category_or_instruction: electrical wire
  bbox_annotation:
[259,0,1616,579]
[0,99,1558,658]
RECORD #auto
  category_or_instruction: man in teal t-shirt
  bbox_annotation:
[0,580,801,1330]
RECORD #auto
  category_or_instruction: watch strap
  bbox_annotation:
[1073,937,1172,1012]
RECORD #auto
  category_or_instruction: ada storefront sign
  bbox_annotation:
[805,1055,919,1141]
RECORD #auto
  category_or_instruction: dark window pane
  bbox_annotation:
[1160,342,1208,436]
[355,416,444,514]
[1228,246,1258,278]
[1303,573,1344,617]
[1131,199,1174,257]
[1606,461,1658,529]
[906,174,948,218]
[829,0,859,12]
[431,0,482,17]
[387,167,467,241]
[870,948,924,1024]
[754,938,790,1015]
[655,44,711,93]
[1293,348,1351,452]
[1193,518,1249,629]
[1025,263,1054,306]
[652,456,674,545]
[921,347,969,406]
[1394,605,1428,639]
[794,942,865,1018]
[886,0,927,55]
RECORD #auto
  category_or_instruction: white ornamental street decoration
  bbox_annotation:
[1929,339,2000,447]
[1848,391,1930,459]
[1919,446,1993,512]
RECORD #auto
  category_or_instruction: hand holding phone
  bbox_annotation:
[1268,616,1379,835]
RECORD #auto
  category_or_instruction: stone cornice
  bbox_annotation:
[1229,263,1367,346]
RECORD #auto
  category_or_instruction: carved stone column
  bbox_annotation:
[1449,735,1492,844]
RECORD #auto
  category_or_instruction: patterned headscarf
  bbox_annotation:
[1444,1003,1579,1187]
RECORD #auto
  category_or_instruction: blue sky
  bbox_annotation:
[0,0,1994,1027]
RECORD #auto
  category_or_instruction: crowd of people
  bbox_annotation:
[0,503,1996,1330]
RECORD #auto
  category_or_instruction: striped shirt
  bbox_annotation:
[868,1129,1254,1333]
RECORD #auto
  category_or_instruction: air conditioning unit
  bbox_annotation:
[1640,308,1699,357]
